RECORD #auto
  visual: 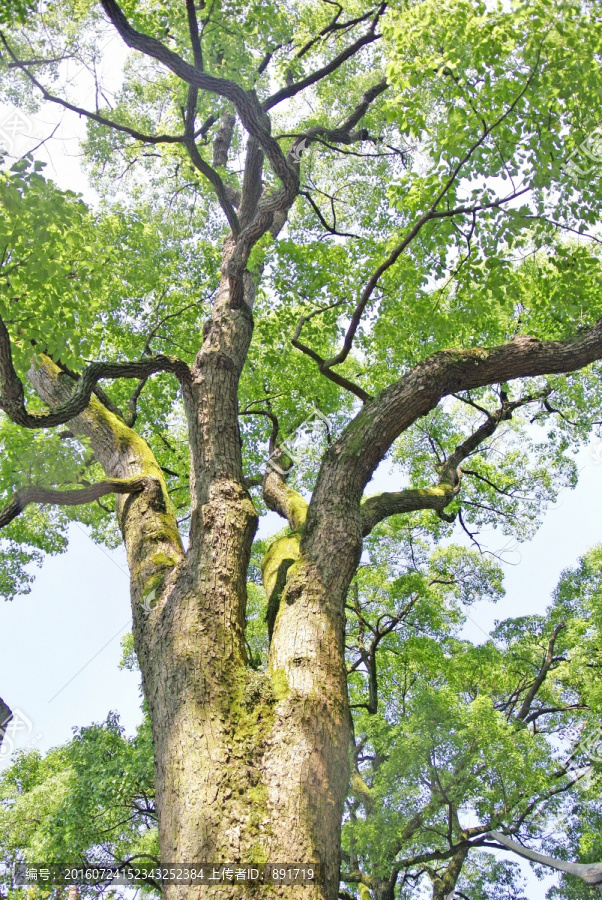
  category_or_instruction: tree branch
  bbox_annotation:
[262,463,308,531]
[0,36,188,146]
[291,302,371,401]
[27,356,184,595]
[0,315,191,429]
[359,389,547,535]
[99,0,297,203]
[185,0,203,70]
[360,484,460,536]
[295,6,379,60]
[0,476,152,529]
[263,4,386,111]
[307,320,602,529]
[516,623,566,722]
[486,832,602,888]
[302,65,540,378]
[185,136,240,233]
[289,79,388,160]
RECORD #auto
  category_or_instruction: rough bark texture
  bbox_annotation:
[26,239,349,899]
[429,849,468,900]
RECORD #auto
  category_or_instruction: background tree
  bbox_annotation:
[342,541,600,900]
[2,1,602,898]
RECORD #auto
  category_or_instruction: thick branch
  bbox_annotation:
[0,476,151,529]
[308,320,602,525]
[185,137,240,233]
[28,356,184,591]
[262,462,308,531]
[213,113,236,168]
[185,0,203,70]
[0,317,190,429]
[360,484,459,536]
[486,832,602,888]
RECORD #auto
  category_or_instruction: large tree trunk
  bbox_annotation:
[30,243,354,900]
[136,249,354,898]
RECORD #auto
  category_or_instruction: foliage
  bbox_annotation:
[0,711,158,898]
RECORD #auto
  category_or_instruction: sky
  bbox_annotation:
[0,46,601,900]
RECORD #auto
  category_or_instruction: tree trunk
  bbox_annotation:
[428,849,468,900]
[29,243,354,900]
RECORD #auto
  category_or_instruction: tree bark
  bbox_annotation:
[429,849,468,900]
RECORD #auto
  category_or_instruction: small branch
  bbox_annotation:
[291,302,372,401]
[516,623,566,722]
[300,190,358,238]
[309,65,540,376]
[359,389,548,535]
[289,79,388,161]
[124,377,148,427]
[239,408,279,452]
[263,4,386,111]
[0,36,187,146]
[141,299,204,356]
[295,7,378,60]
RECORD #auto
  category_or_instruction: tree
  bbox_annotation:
[342,542,602,900]
[0,708,157,898]
[2,0,602,898]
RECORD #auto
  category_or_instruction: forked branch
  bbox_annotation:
[360,388,550,534]
[0,315,191,429]
[306,319,602,529]
[296,64,540,384]
[264,3,387,111]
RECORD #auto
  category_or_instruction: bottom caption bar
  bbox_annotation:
[13,864,321,885]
